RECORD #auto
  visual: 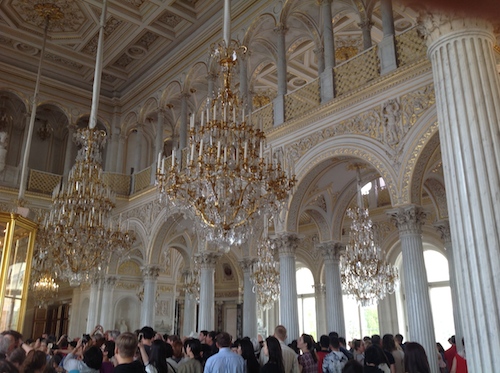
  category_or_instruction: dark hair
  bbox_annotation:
[436,342,445,354]
[352,339,362,351]
[22,350,47,373]
[83,346,103,370]
[371,334,381,346]
[0,360,19,373]
[208,331,218,340]
[140,326,155,340]
[265,336,285,373]
[329,335,340,349]
[364,345,381,365]
[8,347,26,366]
[199,330,208,337]
[319,335,330,348]
[149,340,170,373]
[238,338,260,373]
[342,360,363,373]
[338,337,346,346]
[215,332,232,348]
[394,334,404,344]
[184,338,203,364]
[172,340,184,359]
[382,334,396,352]
[300,334,318,363]
[404,342,431,373]
[104,340,116,359]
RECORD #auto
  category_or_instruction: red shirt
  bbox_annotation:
[444,345,457,369]
[317,350,329,373]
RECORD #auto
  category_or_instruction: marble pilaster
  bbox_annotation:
[314,284,326,338]
[275,233,300,343]
[86,277,102,332]
[240,258,258,339]
[198,252,220,331]
[317,241,346,336]
[134,123,143,173]
[100,276,118,330]
[387,205,438,373]
[140,265,160,327]
[359,20,373,50]
[378,0,397,74]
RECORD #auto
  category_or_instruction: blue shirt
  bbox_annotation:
[203,347,246,373]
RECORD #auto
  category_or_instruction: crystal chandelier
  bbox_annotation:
[340,165,398,306]
[251,234,280,311]
[36,0,134,287]
[183,257,200,301]
[32,273,59,308]
[156,0,295,251]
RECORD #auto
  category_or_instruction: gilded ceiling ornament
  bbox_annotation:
[14,0,85,31]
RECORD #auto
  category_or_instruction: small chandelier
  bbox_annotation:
[36,119,52,140]
[39,128,135,286]
[183,258,200,301]
[251,229,280,310]
[340,165,398,306]
[156,0,295,251]
[32,273,59,308]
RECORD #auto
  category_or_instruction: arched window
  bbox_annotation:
[296,267,317,340]
[343,296,379,341]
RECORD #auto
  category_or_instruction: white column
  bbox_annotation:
[68,287,82,338]
[240,258,258,339]
[387,205,438,373]
[318,241,346,336]
[273,24,287,126]
[434,220,463,350]
[63,124,76,179]
[421,15,500,371]
[320,0,335,102]
[314,284,326,339]
[275,233,300,343]
[198,252,220,331]
[134,123,143,173]
[378,0,397,74]
[359,19,373,50]
[179,94,189,150]
[109,126,120,172]
[116,134,126,174]
[100,276,118,330]
[140,266,160,327]
[183,292,197,337]
[86,278,102,332]
[155,110,164,162]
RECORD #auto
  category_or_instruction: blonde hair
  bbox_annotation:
[115,332,138,358]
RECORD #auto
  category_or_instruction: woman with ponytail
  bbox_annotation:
[297,334,318,373]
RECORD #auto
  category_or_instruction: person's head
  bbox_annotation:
[215,332,232,348]
[363,336,372,348]
[184,338,202,358]
[448,335,456,345]
[338,336,347,347]
[0,330,22,357]
[0,360,18,373]
[319,335,330,350]
[140,326,155,341]
[264,336,284,372]
[8,347,26,368]
[236,338,255,361]
[167,335,180,345]
[382,334,396,352]
[298,334,317,362]
[342,360,363,373]
[364,346,381,366]
[371,334,381,346]
[108,330,120,341]
[21,350,47,373]
[394,334,404,345]
[171,340,183,359]
[274,325,287,342]
[115,332,138,360]
[102,340,116,360]
[198,330,208,343]
[83,346,103,370]
[436,343,445,354]
[404,342,431,373]
[353,339,364,354]
[149,340,170,371]
[329,335,340,350]
[207,331,217,346]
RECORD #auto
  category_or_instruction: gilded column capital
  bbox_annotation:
[274,233,300,257]
[316,241,345,262]
[239,258,257,272]
[141,265,160,279]
[418,13,494,48]
[197,252,221,269]
[433,219,452,245]
[386,204,426,235]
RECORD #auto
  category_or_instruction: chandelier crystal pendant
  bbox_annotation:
[156,1,295,250]
[251,225,280,311]
[183,257,201,301]
[31,273,59,308]
[340,165,398,306]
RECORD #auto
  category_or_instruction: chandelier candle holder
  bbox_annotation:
[39,128,135,286]
[340,165,398,306]
[32,273,59,308]
[156,1,295,250]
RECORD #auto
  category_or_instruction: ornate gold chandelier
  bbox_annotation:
[36,0,134,287]
[183,257,200,301]
[32,273,59,308]
[251,237,280,310]
[156,0,295,250]
[340,165,398,306]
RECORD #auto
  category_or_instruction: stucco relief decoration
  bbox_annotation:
[311,194,327,212]
[124,200,163,235]
[13,0,85,31]
[118,261,142,276]
[155,299,170,317]
[400,84,435,128]
[371,221,394,246]
[159,11,183,28]
[124,0,147,6]
[383,100,401,145]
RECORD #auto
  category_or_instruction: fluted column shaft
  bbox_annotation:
[68,288,81,337]
[421,16,500,371]
[134,123,143,173]
[180,94,189,150]
[116,134,126,174]
[86,278,101,332]
[273,24,287,125]
[198,252,220,331]
[100,276,118,330]
[318,241,345,336]
[387,205,438,373]
[241,258,258,339]
[183,292,197,336]
[314,284,326,338]
[63,124,76,179]
[109,127,120,172]
[155,110,164,162]
[434,220,463,349]
[276,234,300,343]
[359,20,373,50]
[140,266,160,327]
[320,0,335,102]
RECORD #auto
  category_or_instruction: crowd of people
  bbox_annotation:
[0,325,467,373]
